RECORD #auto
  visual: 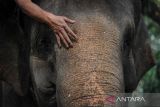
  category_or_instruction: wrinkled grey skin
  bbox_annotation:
[20,0,155,107]
[0,0,155,107]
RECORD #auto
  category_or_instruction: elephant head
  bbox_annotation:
[22,0,154,106]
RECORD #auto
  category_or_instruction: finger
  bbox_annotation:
[64,17,75,24]
[55,34,61,48]
[58,32,69,48]
[60,28,73,47]
[64,24,78,40]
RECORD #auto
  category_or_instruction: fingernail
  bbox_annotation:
[70,43,73,45]
[76,37,79,41]
[66,46,69,49]
[70,43,73,46]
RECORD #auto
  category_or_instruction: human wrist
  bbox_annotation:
[43,11,55,26]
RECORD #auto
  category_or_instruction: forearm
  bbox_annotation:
[15,0,77,48]
[15,0,50,24]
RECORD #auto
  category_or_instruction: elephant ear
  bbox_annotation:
[0,17,30,96]
[132,17,155,82]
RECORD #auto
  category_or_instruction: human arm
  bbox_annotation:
[15,0,77,48]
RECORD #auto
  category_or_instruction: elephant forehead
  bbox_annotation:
[55,15,122,57]
[55,14,123,77]
[72,13,120,40]
[55,14,122,56]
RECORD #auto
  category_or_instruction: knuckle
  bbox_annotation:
[61,24,66,28]
[59,28,64,32]
[69,41,72,44]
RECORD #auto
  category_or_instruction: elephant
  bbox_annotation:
[18,0,155,107]
[0,0,155,107]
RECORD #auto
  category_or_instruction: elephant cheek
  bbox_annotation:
[55,16,124,107]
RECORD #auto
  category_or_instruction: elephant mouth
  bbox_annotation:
[68,94,118,106]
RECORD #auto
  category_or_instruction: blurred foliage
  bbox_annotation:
[136,0,160,92]
[153,0,160,6]
[144,16,160,58]
[138,66,160,93]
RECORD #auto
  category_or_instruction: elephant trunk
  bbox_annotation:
[55,15,124,107]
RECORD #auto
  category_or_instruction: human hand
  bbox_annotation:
[45,12,78,48]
